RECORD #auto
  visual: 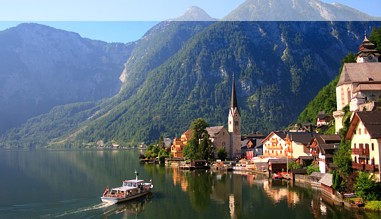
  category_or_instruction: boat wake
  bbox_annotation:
[50,202,114,218]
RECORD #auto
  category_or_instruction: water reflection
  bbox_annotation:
[0,150,378,219]
[103,195,152,218]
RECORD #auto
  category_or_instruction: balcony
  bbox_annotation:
[364,164,379,172]
[266,145,283,150]
[351,148,370,156]
[352,162,365,170]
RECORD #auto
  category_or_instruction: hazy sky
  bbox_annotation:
[0,0,380,43]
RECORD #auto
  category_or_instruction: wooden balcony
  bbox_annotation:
[351,148,370,156]
[352,163,379,172]
[352,162,365,170]
[364,164,379,172]
[266,145,283,150]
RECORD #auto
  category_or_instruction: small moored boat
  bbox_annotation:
[101,171,153,204]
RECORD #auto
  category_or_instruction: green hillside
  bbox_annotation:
[1,22,379,148]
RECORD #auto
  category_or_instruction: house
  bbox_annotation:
[171,130,192,158]
[242,132,265,159]
[171,138,185,158]
[334,35,381,133]
[346,111,381,181]
[262,131,287,158]
[310,134,341,173]
[317,112,332,127]
[285,132,314,161]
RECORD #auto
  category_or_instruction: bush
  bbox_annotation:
[365,201,381,211]
[307,163,319,175]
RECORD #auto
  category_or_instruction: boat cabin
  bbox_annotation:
[123,179,144,187]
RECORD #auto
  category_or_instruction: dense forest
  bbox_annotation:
[1,22,380,148]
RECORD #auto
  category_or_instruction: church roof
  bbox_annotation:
[337,63,381,86]
[206,126,225,138]
[353,83,381,93]
[230,76,240,115]
[357,35,380,58]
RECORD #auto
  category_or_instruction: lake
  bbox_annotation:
[0,149,376,218]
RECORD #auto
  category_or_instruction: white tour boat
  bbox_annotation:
[101,171,153,204]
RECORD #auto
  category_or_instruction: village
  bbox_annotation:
[141,35,381,209]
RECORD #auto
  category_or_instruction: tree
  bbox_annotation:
[354,171,381,201]
[306,163,319,175]
[369,27,381,55]
[217,147,227,160]
[183,118,214,161]
[288,161,302,171]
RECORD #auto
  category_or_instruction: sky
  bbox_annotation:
[0,0,380,43]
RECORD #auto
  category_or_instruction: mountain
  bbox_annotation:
[224,0,381,21]
[170,6,217,21]
[1,20,379,149]
[0,23,134,132]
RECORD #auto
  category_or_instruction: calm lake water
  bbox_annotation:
[0,149,377,218]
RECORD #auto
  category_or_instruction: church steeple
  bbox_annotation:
[356,34,380,63]
[228,73,241,159]
[230,75,240,115]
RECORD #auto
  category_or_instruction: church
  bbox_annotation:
[171,75,242,160]
[202,75,242,160]
[333,35,381,132]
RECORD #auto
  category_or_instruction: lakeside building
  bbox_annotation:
[309,134,341,173]
[346,111,381,181]
[241,132,265,159]
[262,131,288,158]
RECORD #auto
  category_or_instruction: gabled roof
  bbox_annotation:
[337,63,381,86]
[311,134,340,155]
[287,132,315,145]
[319,134,341,143]
[346,111,381,140]
[319,173,333,187]
[261,131,287,144]
[353,83,381,93]
[206,126,225,138]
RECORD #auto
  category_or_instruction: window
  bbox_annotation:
[364,129,368,135]
[358,128,362,135]
[372,143,374,151]
[347,88,351,104]
[353,143,356,149]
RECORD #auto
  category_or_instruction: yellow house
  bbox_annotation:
[285,132,314,160]
[171,130,192,158]
[346,111,381,181]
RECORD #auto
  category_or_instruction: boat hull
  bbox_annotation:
[101,190,151,204]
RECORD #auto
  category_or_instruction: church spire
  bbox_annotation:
[230,74,240,115]
[356,33,380,63]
